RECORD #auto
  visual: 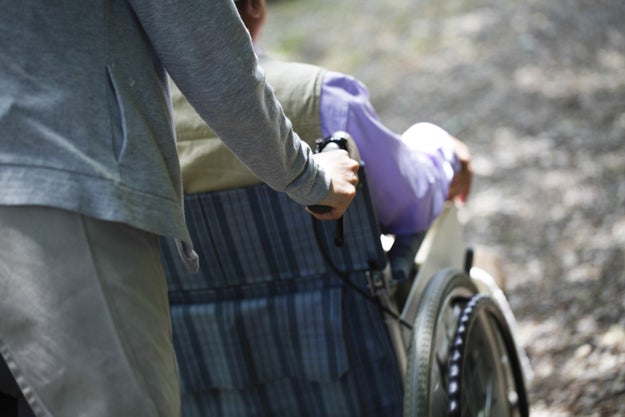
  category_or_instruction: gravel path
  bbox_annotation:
[263,0,625,415]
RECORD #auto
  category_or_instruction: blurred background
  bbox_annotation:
[260,0,625,415]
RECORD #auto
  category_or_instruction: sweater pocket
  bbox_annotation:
[105,65,127,164]
[103,64,181,202]
[170,286,348,393]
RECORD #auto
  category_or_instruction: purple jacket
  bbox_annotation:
[319,71,459,234]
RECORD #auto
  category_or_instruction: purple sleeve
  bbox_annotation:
[319,70,458,234]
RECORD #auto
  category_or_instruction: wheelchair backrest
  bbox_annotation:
[162,168,388,299]
[160,168,404,417]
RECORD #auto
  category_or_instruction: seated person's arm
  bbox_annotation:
[319,71,471,234]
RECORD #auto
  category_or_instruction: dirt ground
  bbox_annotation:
[262,0,625,415]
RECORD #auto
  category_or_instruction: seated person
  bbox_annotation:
[172,0,472,235]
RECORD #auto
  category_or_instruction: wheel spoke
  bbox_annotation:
[447,295,529,417]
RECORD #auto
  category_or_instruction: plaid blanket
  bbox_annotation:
[161,173,403,417]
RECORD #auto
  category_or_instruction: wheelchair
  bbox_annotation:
[160,142,531,417]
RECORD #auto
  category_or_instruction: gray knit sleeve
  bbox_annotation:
[128,0,330,205]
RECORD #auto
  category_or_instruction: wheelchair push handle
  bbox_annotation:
[307,133,351,214]
[307,132,352,246]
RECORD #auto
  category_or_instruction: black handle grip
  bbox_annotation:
[307,139,346,215]
[308,204,333,215]
[307,133,350,247]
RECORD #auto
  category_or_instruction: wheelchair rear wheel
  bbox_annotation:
[403,268,477,417]
[448,295,529,417]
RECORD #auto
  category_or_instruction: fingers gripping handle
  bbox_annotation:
[307,134,350,214]
[307,133,350,246]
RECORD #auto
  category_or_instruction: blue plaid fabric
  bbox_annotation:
[161,172,403,417]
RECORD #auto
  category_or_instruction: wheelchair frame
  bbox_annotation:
[161,165,530,417]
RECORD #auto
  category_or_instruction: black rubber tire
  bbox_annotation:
[403,267,477,417]
[448,295,529,417]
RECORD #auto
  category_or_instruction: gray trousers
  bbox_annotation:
[0,206,180,417]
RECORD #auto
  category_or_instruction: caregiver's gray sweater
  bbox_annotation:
[0,0,329,269]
